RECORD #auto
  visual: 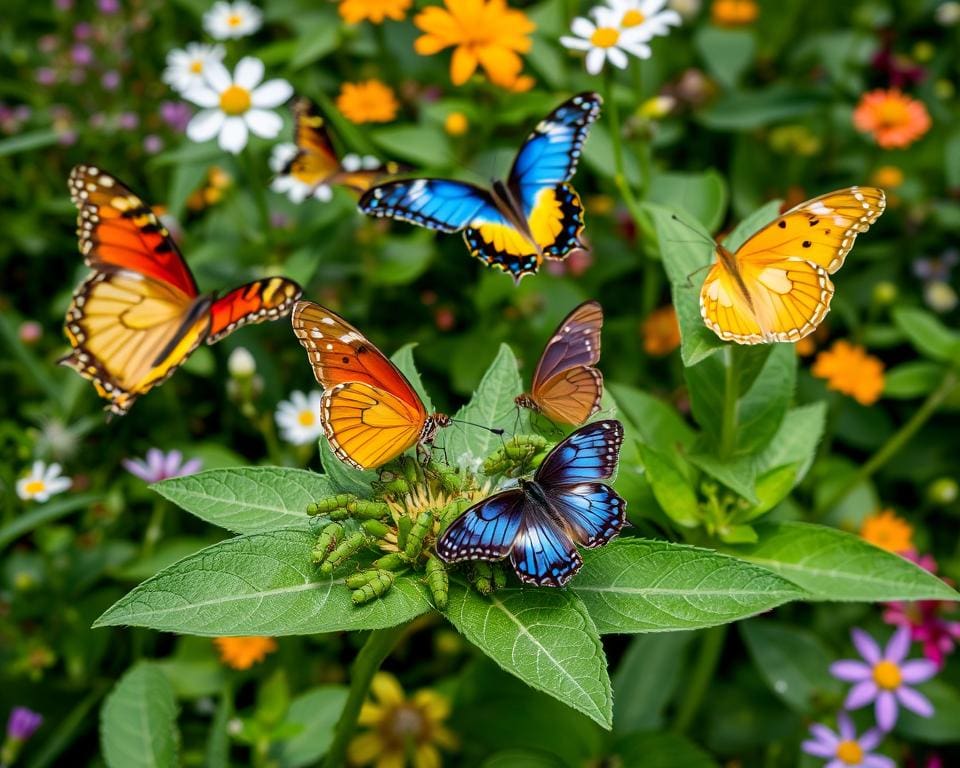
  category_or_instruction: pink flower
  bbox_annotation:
[831,627,937,731]
[101,70,120,90]
[159,100,192,132]
[71,43,93,65]
[73,22,93,40]
[801,711,892,768]
[98,0,120,13]
[35,68,57,86]
[122,449,202,484]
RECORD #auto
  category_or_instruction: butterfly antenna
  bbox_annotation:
[450,418,505,437]
[669,213,717,249]
[682,263,716,289]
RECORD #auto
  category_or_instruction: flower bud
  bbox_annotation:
[927,477,959,506]
[227,347,256,378]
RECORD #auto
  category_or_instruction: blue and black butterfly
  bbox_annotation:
[358,92,602,283]
[436,420,626,587]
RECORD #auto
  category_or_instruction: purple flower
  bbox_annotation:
[35,68,57,86]
[801,711,892,768]
[117,111,139,130]
[122,449,202,484]
[73,22,93,40]
[143,134,164,153]
[54,0,73,10]
[831,627,937,731]
[159,100,192,132]
[101,70,121,90]
[71,43,93,65]
[6,707,42,741]
[98,0,120,13]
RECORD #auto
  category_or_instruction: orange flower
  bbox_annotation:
[413,0,535,91]
[444,111,469,136]
[861,509,914,553]
[811,340,885,405]
[213,636,277,670]
[337,80,399,124]
[853,89,931,149]
[339,0,411,24]
[641,306,681,356]
[871,165,904,189]
[711,0,758,26]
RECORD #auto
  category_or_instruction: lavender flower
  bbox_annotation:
[6,707,42,741]
[159,100,192,132]
[122,449,202,484]
[98,0,120,13]
[801,711,892,768]
[831,627,937,730]
[71,43,93,66]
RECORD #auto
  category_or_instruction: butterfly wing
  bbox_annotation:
[359,178,498,233]
[528,301,604,424]
[207,277,302,344]
[535,420,624,486]
[68,165,198,297]
[436,489,526,564]
[541,483,625,549]
[509,505,583,587]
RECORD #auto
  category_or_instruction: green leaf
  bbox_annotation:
[101,664,179,768]
[444,582,612,729]
[753,402,826,481]
[896,680,960,743]
[572,539,803,633]
[892,307,960,362]
[695,27,755,89]
[481,750,567,768]
[0,128,59,158]
[746,464,800,519]
[647,170,728,232]
[613,732,719,767]
[613,632,693,732]
[392,343,433,413]
[272,686,348,768]
[740,619,841,713]
[699,86,825,130]
[884,361,945,399]
[734,522,960,601]
[152,468,330,534]
[607,383,697,451]
[289,18,340,69]
[723,199,782,252]
[444,344,527,470]
[734,344,796,454]
[0,493,100,550]
[686,451,758,503]
[94,529,433,634]
[319,439,377,497]
[637,444,700,527]
[371,233,436,286]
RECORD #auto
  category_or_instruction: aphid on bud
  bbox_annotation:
[312,522,344,564]
[404,509,435,561]
[306,494,357,517]
[319,532,366,575]
[348,499,391,520]
[351,570,395,605]
[362,519,390,539]
[396,515,413,552]
[425,555,449,610]
[373,552,408,571]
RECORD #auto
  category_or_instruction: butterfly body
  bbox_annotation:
[699,186,886,344]
[436,420,625,587]
[359,92,601,282]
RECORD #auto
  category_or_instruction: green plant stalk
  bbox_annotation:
[815,369,958,516]
[142,498,167,559]
[604,72,644,227]
[672,624,727,735]
[323,624,407,768]
[719,346,739,459]
[243,148,272,251]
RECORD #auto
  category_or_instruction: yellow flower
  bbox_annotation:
[860,509,914,553]
[444,111,469,136]
[641,305,681,356]
[339,0,411,24]
[349,672,457,768]
[413,0,535,91]
[811,340,885,406]
[871,165,904,189]
[337,80,400,124]
[213,636,277,670]
[711,0,758,26]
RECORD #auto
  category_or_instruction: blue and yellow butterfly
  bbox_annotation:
[358,92,602,282]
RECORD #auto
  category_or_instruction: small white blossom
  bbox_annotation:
[600,0,682,40]
[275,390,325,445]
[227,347,257,377]
[163,42,225,94]
[561,8,652,75]
[204,0,263,40]
[16,461,72,503]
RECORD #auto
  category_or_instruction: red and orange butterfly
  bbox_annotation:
[60,165,302,416]
[515,301,604,425]
[291,301,450,470]
[700,187,886,344]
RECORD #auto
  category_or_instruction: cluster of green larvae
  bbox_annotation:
[305,434,554,608]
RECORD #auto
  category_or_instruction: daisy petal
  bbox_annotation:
[203,59,232,92]
[852,628,882,664]
[801,740,836,759]
[560,36,592,51]
[187,109,225,143]
[234,56,264,90]
[245,109,283,139]
[896,685,934,717]
[218,116,249,153]
[875,690,898,731]
[830,660,871,681]
[585,47,606,75]
[845,679,879,710]
[570,16,595,37]
[182,85,220,108]
[251,79,293,108]
[900,658,938,684]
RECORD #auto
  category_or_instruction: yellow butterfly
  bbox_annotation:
[700,187,886,344]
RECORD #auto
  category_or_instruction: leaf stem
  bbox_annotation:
[673,624,726,735]
[142,498,167,559]
[814,369,958,516]
[323,624,406,768]
[604,72,644,227]
[719,346,739,459]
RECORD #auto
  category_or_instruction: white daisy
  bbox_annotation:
[16,461,72,503]
[561,8,652,75]
[275,390,325,445]
[203,0,263,40]
[183,57,292,154]
[600,0,682,40]
[269,143,333,203]
[162,42,225,94]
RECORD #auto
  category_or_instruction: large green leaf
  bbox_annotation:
[892,307,960,362]
[612,632,693,732]
[572,539,803,633]
[319,439,377,497]
[272,686,349,767]
[637,444,700,527]
[94,530,433,635]
[152,468,330,534]
[647,170,728,232]
[613,732,718,768]
[695,27,755,89]
[101,664,179,768]
[896,680,960,743]
[734,522,960,601]
[734,343,796,454]
[444,582,612,729]
[607,383,697,451]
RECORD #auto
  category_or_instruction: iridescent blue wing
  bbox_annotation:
[543,482,626,548]
[359,178,498,233]
[535,420,624,486]
[435,489,525,563]
[509,506,582,587]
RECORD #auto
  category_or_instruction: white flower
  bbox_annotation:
[183,57,292,154]
[341,153,382,172]
[600,0,682,41]
[269,143,333,203]
[227,346,256,377]
[561,8,652,75]
[163,42,225,94]
[275,390,325,445]
[204,0,263,40]
[16,461,72,503]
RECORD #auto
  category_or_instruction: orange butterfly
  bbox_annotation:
[61,165,302,416]
[700,187,886,344]
[515,301,604,425]
[291,301,450,470]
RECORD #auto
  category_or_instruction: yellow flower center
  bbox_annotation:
[622,10,645,27]
[877,99,909,128]
[23,480,46,495]
[219,85,251,116]
[189,59,204,74]
[590,27,620,48]
[227,12,243,26]
[297,410,316,427]
[873,660,902,689]
[836,740,863,765]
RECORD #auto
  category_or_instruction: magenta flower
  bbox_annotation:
[831,627,937,731]
[73,22,93,40]
[802,711,892,768]
[35,68,57,86]
[101,70,120,90]
[98,0,120,13]
[6,707,42,741]
[71,43,93,65]
[159,100,192,132]
[122,449,202,484]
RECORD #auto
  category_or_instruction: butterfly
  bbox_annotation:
[358,92,602,283]
[290,300,451,470]
[436,420,626,587]
[274,98,404,199]
[515,300,604,426]
[60,165,302,416]
[700,186,886,344]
